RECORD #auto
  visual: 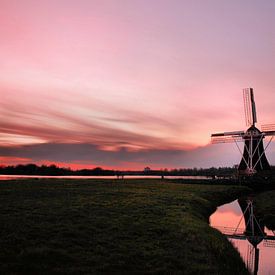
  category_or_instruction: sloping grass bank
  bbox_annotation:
[0,179,250,274]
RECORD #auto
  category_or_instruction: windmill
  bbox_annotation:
[211,88,275,176]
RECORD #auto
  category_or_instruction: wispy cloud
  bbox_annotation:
[0,142,248,169]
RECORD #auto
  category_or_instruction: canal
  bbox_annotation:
[210,199,275,274]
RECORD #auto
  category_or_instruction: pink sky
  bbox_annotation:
[0,0,275,169]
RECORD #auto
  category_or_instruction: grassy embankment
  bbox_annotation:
[254,190,275,229]
[0,179,250,274]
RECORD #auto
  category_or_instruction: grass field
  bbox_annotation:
[0,179,250,274]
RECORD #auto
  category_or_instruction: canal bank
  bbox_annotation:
[253,190,275,229]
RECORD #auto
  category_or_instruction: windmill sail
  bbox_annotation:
[243,88,257,127]
[250,89,257,125]
[211,131,244,143]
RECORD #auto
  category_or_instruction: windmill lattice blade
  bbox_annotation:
[250,88,257,125]
[263,131,275,137]
[211,131,244,137]
[211,136,243,144]
[261,124,275,132]
[243,88,253,127]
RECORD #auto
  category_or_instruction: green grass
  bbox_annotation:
[254,190,275,229]
[0,179,250,274]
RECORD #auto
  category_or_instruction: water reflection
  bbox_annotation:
[210,199,275,275]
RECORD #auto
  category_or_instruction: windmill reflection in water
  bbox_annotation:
[213,199,275,275]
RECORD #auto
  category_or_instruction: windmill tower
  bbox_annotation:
[211,88,275,176]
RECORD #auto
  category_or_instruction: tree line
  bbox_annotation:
[1,163,269,177]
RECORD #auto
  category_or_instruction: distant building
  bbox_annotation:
[144,167,151,172]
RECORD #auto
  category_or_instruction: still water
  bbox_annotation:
[210,199,275,275]
[0,175,209,180]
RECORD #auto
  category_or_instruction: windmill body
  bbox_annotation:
[211,88,275,176]
[238,125,270,173]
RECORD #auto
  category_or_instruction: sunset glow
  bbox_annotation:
[1,0,274,169]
